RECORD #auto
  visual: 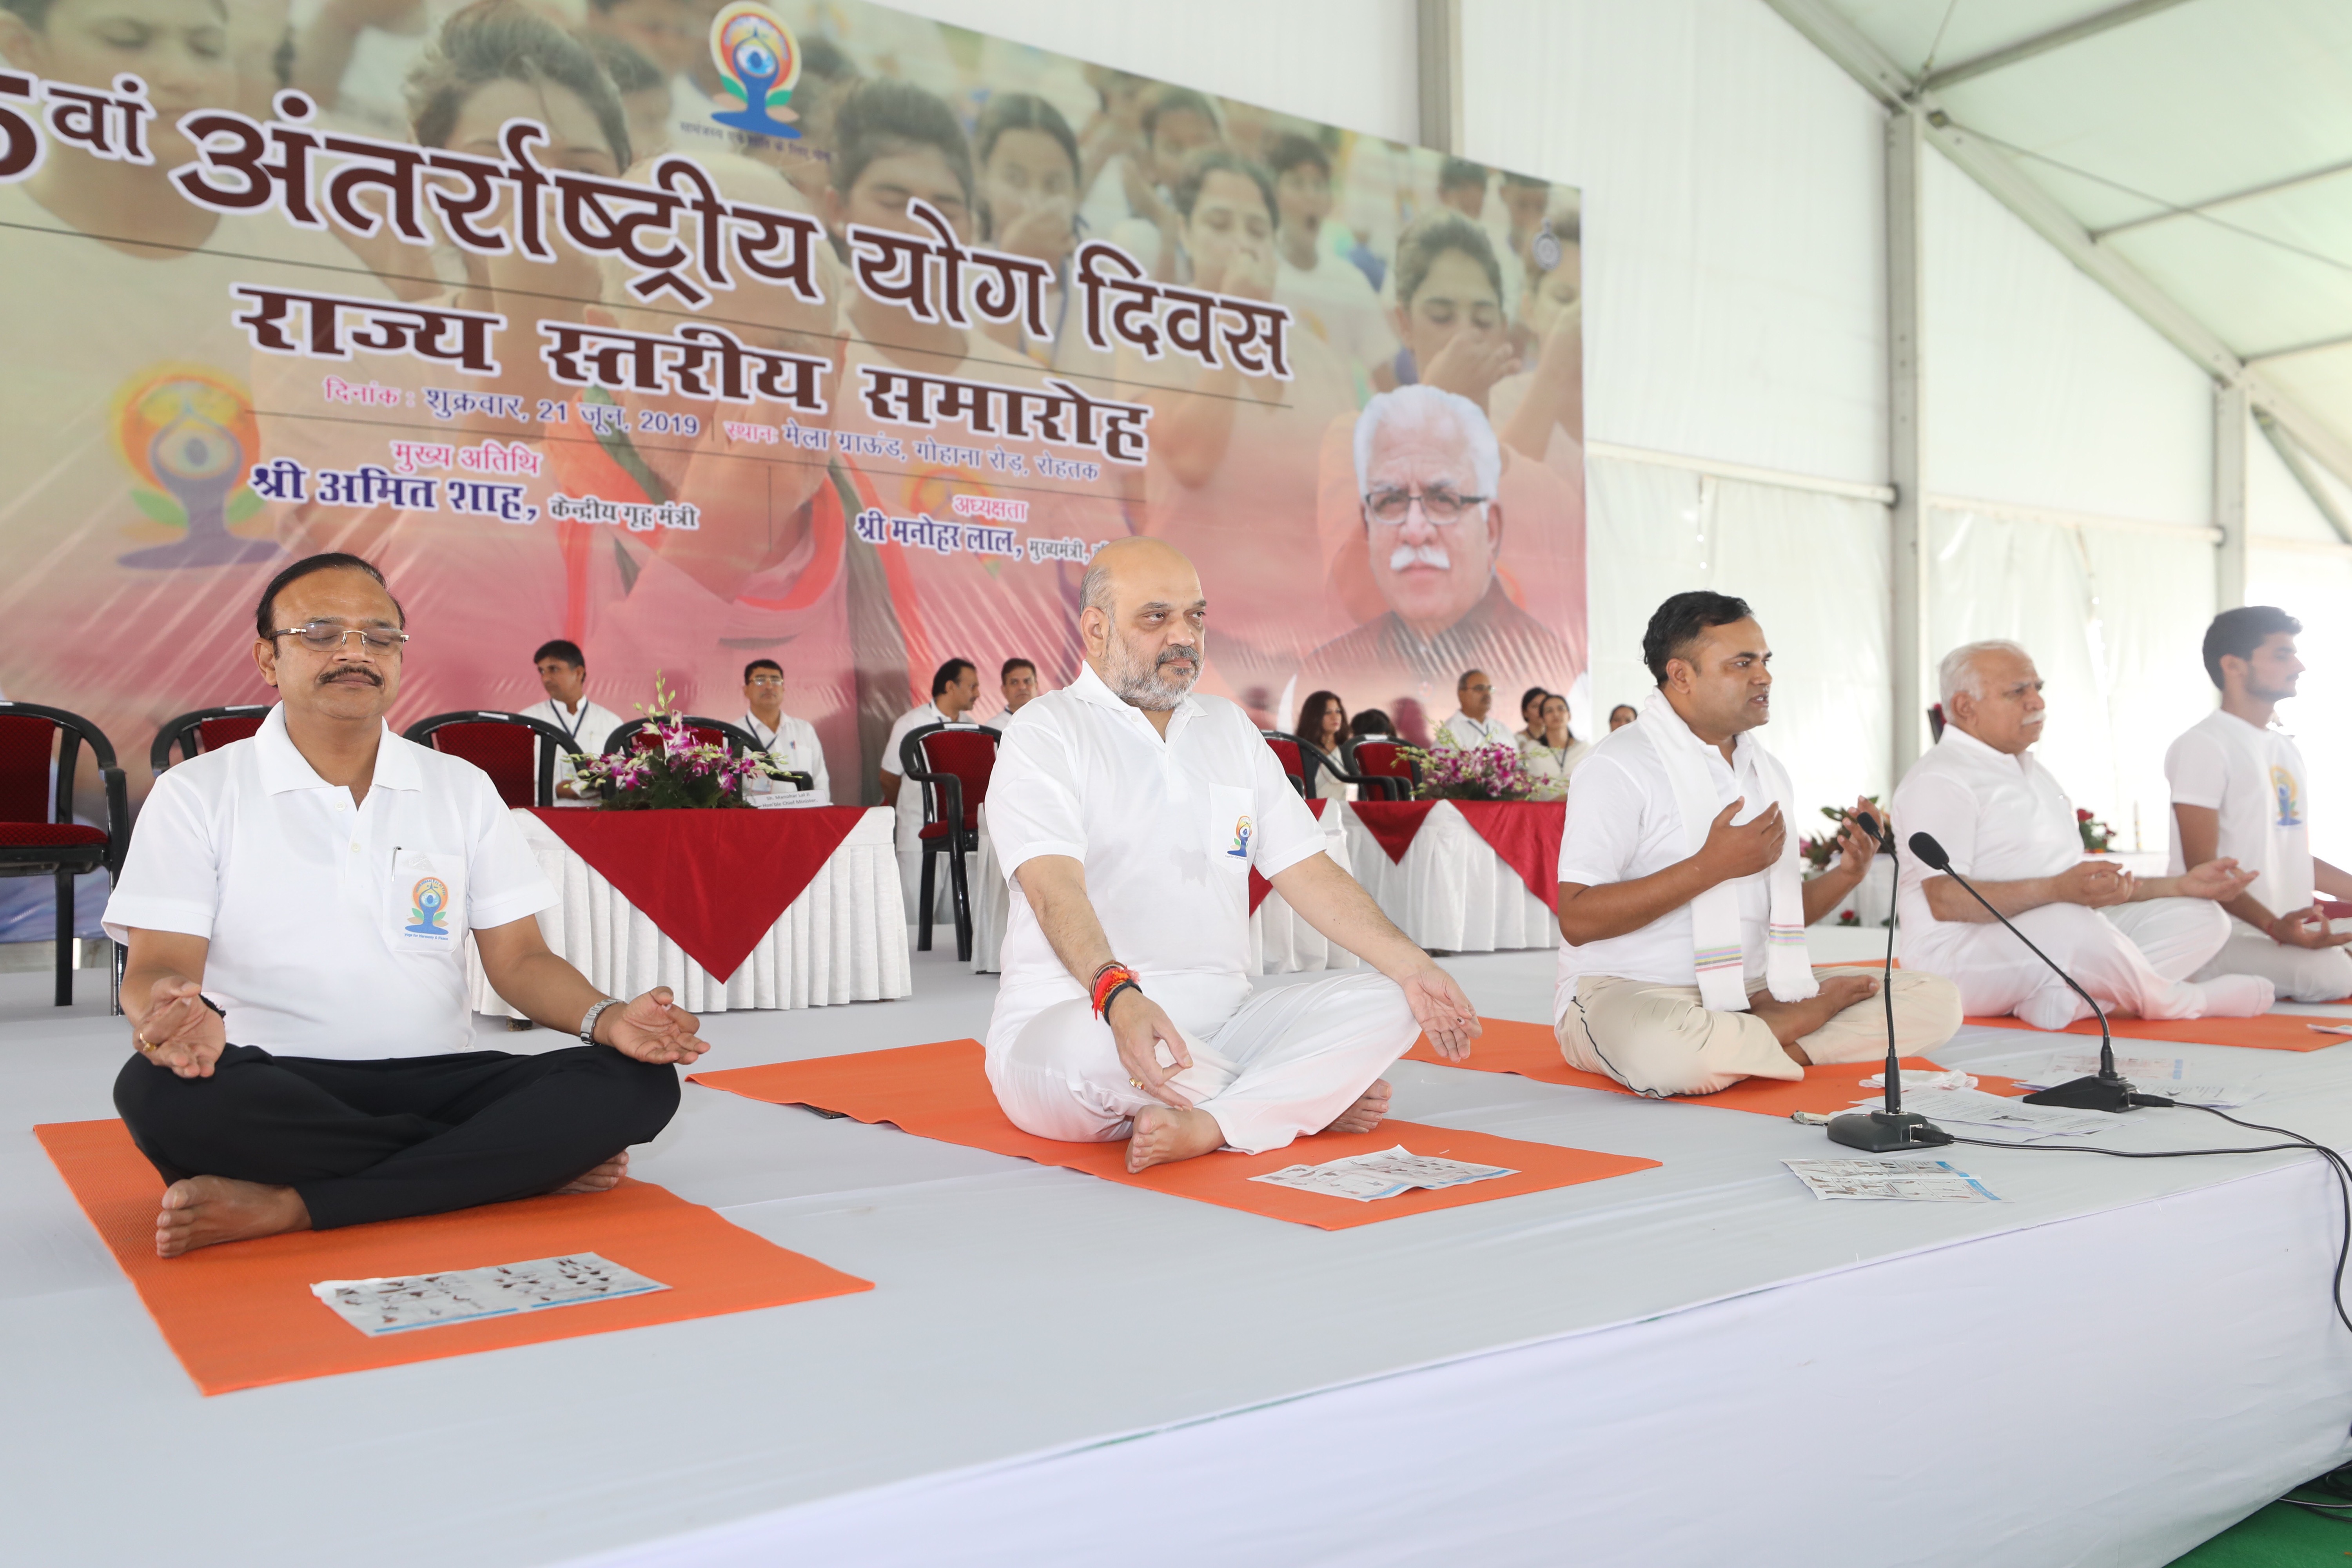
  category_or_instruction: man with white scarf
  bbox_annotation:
[1553,593,1961,1095]
[2166,607,2352,1001]
[1894,640,2270,1028]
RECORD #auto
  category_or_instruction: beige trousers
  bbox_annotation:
[1555,968,1965,1098]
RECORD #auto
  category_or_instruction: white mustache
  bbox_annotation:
[1388,543,1451,572]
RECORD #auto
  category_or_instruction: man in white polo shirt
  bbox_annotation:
[879,657,982,921]
[1555,592,1960,1096]
[107,554,708,1258]
[1893,639,2270,1028]
[739,658,830,801]
[987,538,1481,1171]
[518,639,623,801]
[2166,607,2352,1001]
[1441,669,1512,751]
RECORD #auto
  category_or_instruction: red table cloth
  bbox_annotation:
[1248,798,1328,915]
[1348,799,1564,905]
[528,806,868,981]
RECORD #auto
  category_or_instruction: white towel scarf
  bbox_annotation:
[1635,689,1816,1012]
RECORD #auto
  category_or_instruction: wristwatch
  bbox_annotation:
[579,997,622,1047]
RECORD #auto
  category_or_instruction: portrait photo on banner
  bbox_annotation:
[0,0,1584,849]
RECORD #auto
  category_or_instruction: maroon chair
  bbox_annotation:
[402,711,581,808]
[608,715,762,759]
[1927,702,1946,742]
[0,702,129,1008]
[1261,734,1307,796]
[1263,729,1397,800]
[1346,739,1417,801]
[900,722,997,960]
[150,704,272,777]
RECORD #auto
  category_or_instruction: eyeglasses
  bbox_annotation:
[1362,486,1487,526]
[747,674,785,686]
[269,622,410,653]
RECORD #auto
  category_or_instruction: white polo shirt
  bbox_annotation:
[519,696,622,794]
[984,662,1327,1054]
[103,705,555,1060]
[1553,720,1775,1019]
[2165,708,2314,921]
[743,710,830,802]
[1891,724,2082,961]
[883,701,949,850]
[1443,711,1514,751]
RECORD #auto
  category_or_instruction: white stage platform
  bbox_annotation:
[8,949,2352,1567]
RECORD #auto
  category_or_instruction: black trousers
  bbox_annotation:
[113,1043,681,1231]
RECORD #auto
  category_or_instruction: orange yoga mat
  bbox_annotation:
[689,1040,1659,1231]
[1964,1011,2352,1052]
[36,1118,873,1396]
[1402,1017,2020,1114]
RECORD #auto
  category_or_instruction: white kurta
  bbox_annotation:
[983,664,1417,1153]
[742,711,831,803]
[517,698,623,797]
[2167,709,2352,1001]
[1893,726,2267,1027]
[1443,712,1515,752]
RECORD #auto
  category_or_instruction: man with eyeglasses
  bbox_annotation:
[103,554,707,1257]
[1305,385,1577,714]
[740,657,829,802]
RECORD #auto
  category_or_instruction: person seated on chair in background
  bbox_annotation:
[2166,607,2352,1002]
[519,639,622,801]
[1553,592,1961,1096]
[1350,708,1395,741]
[1607,703,1637,733]
[987,538,1481,1171]
[880,658,981,922]
[739,658,829,803]
[1443,669,1512,751]
[1295,689,1353,801]
[105,554,706,1258]
[1514,685,1549,742]
[1892,639,2270,1029]
[1520,691,1590,795]
[980,657,1041,732]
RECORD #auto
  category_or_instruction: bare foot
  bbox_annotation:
[1748,975,1881,1065]
[1323,1079,1392,1135]
[549,1152,629,1195]
[1126,1104,1225,1172]
[155,1176,310,1258]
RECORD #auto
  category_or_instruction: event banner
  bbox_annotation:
[0,0,1583,815]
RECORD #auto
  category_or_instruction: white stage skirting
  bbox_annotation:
[1343,800,1561,953]
[9,956,2352,1567]
[971,803,1359,977]
[466,807,911,1015]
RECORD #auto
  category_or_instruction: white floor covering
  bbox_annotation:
[7,935,2352,1567]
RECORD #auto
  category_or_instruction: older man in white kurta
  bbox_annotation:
[985,538,1480,1171]
[1894,640,2271,1028]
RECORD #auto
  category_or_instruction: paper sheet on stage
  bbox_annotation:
[1782,1159,1998,1202]
[311,1253,668,1336]
[1859,1069,1978,1093]
[1249,1146,1518,1203]
[1862,1087,2114,1138]
[2014,1054,2257,1107]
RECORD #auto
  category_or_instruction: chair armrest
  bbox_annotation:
[901,766,965,836]
[101,766,130,879]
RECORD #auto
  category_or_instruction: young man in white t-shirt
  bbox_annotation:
[986,539,1479,1171]
[107,557,708,1258]
[2167,607,2352,1001]
[518,640,624,800]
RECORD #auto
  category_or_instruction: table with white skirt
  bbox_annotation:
[1342,800,1560,953]
[466,806,911,1015]
[969,801,1360,975]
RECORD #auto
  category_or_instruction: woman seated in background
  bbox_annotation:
[1295,689,1352,802]
[1607,703,1637,732]
[1520,692,1589,796]
[1516,685,1549,742]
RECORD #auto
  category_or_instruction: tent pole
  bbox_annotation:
[2213,385,2249,609]
[1416,0,1461,156]
[1888,108,1931,780]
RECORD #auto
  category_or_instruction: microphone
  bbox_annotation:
[1907,831,2137,1113]
[1827,811,1953,1151]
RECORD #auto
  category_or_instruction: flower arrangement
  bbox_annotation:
[1401,737,1549,802]
[575,675,779,811]
[2076,808,2115,853]
[1799,796,1882,875]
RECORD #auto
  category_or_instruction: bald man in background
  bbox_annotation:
[983,538,1481,1171]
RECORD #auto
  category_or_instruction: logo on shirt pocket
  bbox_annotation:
[1227,815,1253,859]
[406,877,452,938]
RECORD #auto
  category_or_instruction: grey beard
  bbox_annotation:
[1109,641,1201,710]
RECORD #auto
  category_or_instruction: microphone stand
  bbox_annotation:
[1906,833,2137,1114]
[1828,814,1953,1152]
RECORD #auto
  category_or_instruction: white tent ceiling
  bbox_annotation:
[1774,0,2352,532]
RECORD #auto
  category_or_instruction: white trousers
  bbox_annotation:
[987,970,1419,1155]
[2192,921,2352,1003]
[1912,898,2265,1027]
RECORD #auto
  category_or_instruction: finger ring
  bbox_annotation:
[135,1034,155,1054]
[1129,1078,1143,1088]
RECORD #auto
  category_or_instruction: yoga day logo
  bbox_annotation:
[1228,815,1252,859]
[707,2,802,140]
[2272,764,2304,829]
[407,877,453,938]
